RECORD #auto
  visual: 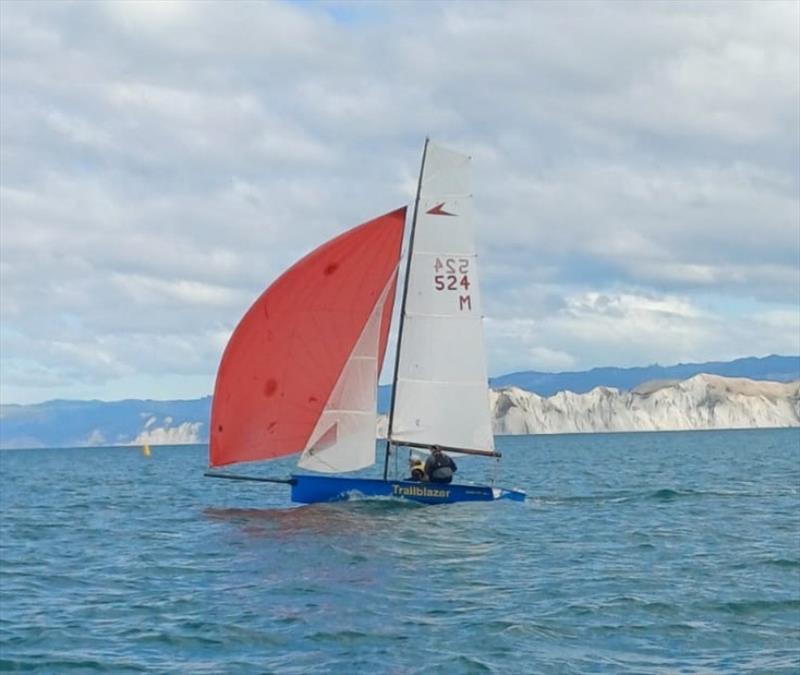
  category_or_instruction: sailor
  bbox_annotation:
[425,445,457,484]
[408,455,426,482]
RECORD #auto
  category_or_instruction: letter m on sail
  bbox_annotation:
[459,295,472,311]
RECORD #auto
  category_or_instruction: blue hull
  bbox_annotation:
[290,475,525,505]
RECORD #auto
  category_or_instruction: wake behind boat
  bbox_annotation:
[206,140,525,505]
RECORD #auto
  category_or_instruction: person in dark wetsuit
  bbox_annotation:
[425,446,457,484]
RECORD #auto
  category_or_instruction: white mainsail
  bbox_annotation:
[388,141,495,452]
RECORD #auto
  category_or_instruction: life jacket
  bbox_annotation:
[409,462,426,481]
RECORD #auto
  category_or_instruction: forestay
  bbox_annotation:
[389,142,494,452]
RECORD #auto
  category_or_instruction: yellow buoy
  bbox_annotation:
[142,443,151,457]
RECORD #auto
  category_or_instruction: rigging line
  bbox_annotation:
[384,138,429,480]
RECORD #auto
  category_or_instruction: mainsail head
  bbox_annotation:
[209,208,406,469]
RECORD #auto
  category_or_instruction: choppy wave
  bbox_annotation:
[1,429,799,674]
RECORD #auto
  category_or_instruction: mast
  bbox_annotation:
[383,138,429,480]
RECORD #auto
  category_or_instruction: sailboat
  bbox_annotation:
[205,140,525,504]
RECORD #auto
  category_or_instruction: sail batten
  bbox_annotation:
[209,208,405,468]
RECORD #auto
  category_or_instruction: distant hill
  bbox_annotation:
[486,354,799,397]
[379,354,799,412]
[0,397,211,450]
[1,355,797,449]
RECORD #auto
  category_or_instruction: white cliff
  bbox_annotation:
[490,374,800,435]
[378,374,800,437]
[132,419,203,445]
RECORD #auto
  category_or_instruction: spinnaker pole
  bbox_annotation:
[383,138,429,480]
[204,472,296,485]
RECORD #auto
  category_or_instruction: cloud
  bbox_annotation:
[486,287,800,375]
[1,0,797,403]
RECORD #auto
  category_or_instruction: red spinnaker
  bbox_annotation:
[209,208,406,467]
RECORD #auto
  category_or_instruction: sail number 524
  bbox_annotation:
[433,257,472,311]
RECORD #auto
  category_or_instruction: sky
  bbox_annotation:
[1,0,798,405]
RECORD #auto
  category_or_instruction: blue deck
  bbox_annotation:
[290,474,526,505]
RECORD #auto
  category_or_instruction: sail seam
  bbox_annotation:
[403,313,484,320]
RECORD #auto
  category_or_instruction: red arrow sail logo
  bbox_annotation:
[426,202,456,217]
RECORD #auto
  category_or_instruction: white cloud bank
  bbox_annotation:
[1,0,798,404]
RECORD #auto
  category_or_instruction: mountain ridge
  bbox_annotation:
[486,354,799,396]
[1,355,797,449]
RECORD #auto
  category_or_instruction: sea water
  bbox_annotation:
[1,429,798,674]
